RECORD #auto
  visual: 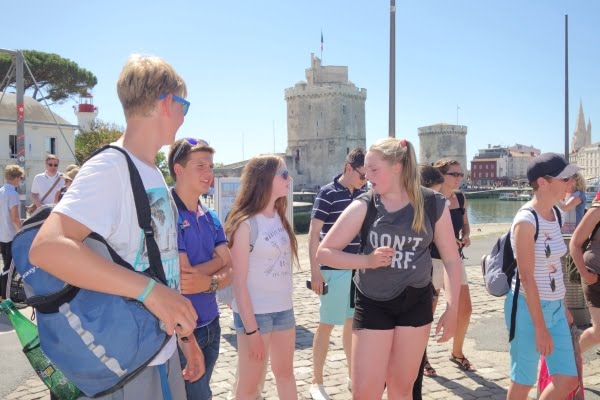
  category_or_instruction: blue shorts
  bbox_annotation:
[504,291,577,386]
[319,269,354,325]
[233,308,295,335]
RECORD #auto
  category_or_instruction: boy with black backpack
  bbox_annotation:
[30,55,203,399]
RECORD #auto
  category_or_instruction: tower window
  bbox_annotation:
[343,105,346,114]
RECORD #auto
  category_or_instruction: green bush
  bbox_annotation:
[294,211,311,234]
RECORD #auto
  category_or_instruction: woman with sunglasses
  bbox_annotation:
[506,153,580,399]
[317,138,461,399]
[431,158,475,373]
[225,155,299,400]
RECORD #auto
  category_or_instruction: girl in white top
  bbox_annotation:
[506,153,580,400]
[225,155,299,400]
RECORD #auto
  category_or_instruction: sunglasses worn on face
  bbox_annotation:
[276,169,290,180]
[172,138,210,164]
[158,93,190,116]
[445,172,464,178]
[47,163,59,167]
[352,166,366,181]
[545,175,571,183]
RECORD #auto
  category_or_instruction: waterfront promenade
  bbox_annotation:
[2,224,600,399]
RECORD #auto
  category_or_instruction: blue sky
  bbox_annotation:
[2,1,598,166]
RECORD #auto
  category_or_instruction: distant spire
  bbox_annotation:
[575,99,586,134]
[588,118,592,140]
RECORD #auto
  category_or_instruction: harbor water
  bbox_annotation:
[466,198,528,224]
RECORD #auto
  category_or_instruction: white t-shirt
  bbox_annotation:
[54,145,179,365]
[232,213,293,314]
[510,207,566,301]
[0,184,20,242]
[31,172,64,205]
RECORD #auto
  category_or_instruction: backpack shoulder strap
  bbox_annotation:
[90,145,167,285]
[360,190,377,251]
[552,205,562,228]
[422,187,438,236]
[248,215,259,252]
[456,191,465,211]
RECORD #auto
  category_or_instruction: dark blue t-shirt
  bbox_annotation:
[173,189,227,327]
[311,175,366,270]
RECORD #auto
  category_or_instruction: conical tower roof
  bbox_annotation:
[575,100,586,134]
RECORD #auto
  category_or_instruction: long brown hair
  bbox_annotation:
[369,138,425,233]
[224,155,299,266]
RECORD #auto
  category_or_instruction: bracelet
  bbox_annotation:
[207,276,219,293]
[136,278,156,302]
[245,328,259,336]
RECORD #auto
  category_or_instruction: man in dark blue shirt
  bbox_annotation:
[308,148,367,400]
[169,138,232,400]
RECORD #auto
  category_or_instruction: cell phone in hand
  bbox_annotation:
[306,279,329,295]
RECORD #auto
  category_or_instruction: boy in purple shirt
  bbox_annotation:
[169,138,233,400]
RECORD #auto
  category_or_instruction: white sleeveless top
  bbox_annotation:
[232,213,293,314]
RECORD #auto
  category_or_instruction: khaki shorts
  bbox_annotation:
[431,258,468,292]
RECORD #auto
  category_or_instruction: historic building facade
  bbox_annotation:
[418,123,467,169]
[284,54,367,190]
[569,101,597,179]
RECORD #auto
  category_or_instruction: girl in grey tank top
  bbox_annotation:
[317,138,463,399]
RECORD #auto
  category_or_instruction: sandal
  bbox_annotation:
[449,354,476,372]
[423,360,438,377]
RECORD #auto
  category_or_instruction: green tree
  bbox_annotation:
[75,120,123,163]
[75,120,172,183]
[0,50,97,103]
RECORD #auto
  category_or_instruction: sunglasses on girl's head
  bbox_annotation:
[158,93,190,116]
[276,169,290,180]
[444,172,464,178]
[172,138,210,164]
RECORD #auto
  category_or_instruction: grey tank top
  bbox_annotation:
[354,191,446,301]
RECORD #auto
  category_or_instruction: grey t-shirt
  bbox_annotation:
[354,189,446,301]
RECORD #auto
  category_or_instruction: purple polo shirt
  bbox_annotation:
[172,189,227,327]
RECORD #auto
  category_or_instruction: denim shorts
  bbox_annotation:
[504,291,577,386]
[233,308,295,334]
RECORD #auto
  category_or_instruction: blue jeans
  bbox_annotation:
[178,317,221,400]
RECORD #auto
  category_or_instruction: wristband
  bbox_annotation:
[137,278,156,302]
[245,328,259,336]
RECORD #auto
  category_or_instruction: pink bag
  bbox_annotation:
[537,326,585,399]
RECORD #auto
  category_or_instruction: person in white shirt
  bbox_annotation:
[225,155,299,400]
[0,165,24,300]
[29,54,203,400]
[30,154,64,207]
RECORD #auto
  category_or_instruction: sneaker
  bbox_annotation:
[309,383,331,400]
[347,377,352,392]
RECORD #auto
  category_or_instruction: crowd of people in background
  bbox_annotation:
[2,53,600,400]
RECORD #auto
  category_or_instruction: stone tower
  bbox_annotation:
[285,54,367,189]
[571,100,592,152]
[418,123,467,168]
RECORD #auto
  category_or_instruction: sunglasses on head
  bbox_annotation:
[172,138,210,164]
[352,166,366,181]
[276,169,290,180]
[158,93,190,116]
[444,172,464,178]
[47,163,59,167]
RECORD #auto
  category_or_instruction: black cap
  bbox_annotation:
[526,153,582,183]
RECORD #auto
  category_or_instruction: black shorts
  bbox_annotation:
[353,284,434,330]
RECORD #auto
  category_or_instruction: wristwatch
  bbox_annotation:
[208,276,219,293]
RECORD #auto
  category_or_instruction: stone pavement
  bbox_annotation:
[4,227,600,399]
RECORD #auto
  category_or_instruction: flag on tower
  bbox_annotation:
[321,30,324,53]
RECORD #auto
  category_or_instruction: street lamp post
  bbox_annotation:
[389,0,396,138]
